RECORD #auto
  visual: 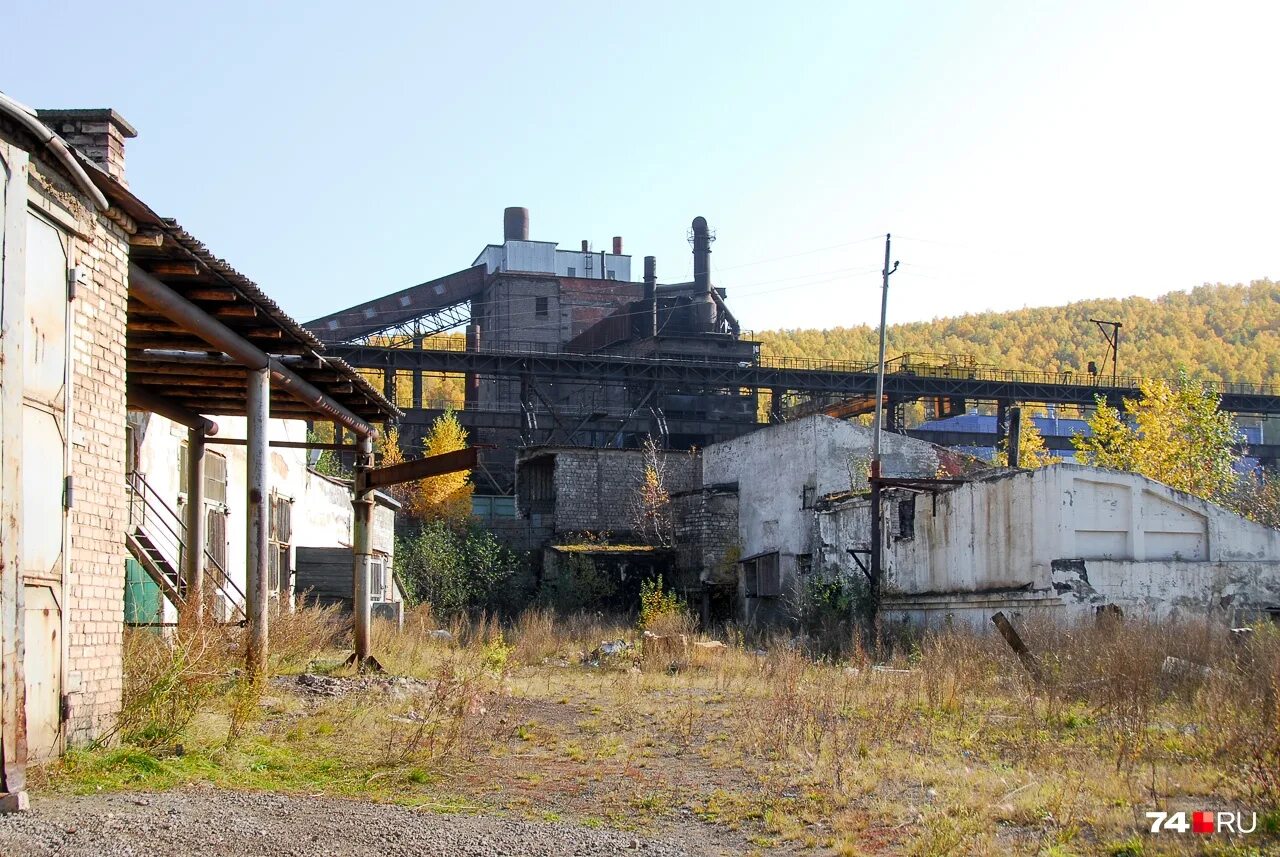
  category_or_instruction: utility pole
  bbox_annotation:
[869,234,898,613]
[870,234,899,479]
[1090,318,1122,387]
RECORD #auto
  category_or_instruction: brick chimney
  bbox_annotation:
[36,108,137,185]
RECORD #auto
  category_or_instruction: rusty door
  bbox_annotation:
[21,211,70,760]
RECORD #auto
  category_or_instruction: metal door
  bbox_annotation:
[21,212,69,760]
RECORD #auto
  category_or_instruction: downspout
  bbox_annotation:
[0,92,108,211]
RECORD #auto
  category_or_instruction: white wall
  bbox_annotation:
[701,416,943,621]
[860,464,1280,628]
[132,414,375,616]
[472,240,632,281]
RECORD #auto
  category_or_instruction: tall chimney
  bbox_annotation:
[691,216,716,330]
[37,108,136,186]
[643,256,658,338]
[503,206,529,241]
[581,239,589,252]
[612,236,623,255]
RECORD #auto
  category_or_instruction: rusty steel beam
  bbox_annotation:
[358,447,478,491]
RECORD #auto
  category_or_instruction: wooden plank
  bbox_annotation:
[145,261,201,277]
[184,288,239,302]
[129,231,165,248]
[213,305,258,319]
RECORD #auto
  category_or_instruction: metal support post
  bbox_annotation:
[412,334,424,410]
[245,367,270,678]
[1007,405,1023,468]
[769,387,784,424]
[349,434,380,672]
[182,425,206,624]
[995,399,1009,452]
[869,477,883,611]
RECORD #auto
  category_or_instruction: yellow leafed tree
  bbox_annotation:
[376,427,416,508]
[407,408,474,523]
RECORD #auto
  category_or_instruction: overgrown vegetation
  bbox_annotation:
[1073,372,1280,527]
[395,519,524,616]
[44,604,1280,855]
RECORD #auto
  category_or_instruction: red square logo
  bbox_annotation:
[1193,811,1215,834]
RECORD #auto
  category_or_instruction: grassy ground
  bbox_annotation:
[34,606,1280,856]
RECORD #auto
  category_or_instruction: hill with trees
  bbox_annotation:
[755,280,1280,387]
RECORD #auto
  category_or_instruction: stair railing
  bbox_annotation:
[125,470,248,623]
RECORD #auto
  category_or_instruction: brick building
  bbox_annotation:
[0,94,396,809]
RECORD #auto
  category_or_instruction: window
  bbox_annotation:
[178,445,228,505]
[268,493,293,596]
[896,496,916,540]
[606,270,616,280]
[742,552,781,598]
[566,267,576,277]
[802,484,816,509]
[797,554,813,575]
[535,296,549,317]
[369,556,386,601]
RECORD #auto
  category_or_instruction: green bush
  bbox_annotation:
[395,520,523,616]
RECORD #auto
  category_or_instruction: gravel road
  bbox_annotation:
[0,787,738,856]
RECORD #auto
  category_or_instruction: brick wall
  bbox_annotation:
[26,146,130,746]
[546,447,699,536]
[671,486,739,586]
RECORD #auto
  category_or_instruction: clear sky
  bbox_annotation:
[5,1,1278,332]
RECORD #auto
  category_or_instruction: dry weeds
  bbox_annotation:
[48,607,1280,855]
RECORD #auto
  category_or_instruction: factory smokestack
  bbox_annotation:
[503,206,529,241]
[691,216,716,330]
[612,236,623,255]
[643,256,658,338]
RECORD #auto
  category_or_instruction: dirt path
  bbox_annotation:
[0,787,747,857]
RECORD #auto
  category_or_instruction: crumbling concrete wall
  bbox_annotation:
[702,416,942,624]
[869,464,1280,629]
[671,486,740,586]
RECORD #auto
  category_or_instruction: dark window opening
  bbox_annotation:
[896,496,916,540]
[535,296,549,317]
[743,552,781,598]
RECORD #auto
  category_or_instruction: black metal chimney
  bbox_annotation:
[643,256,658,337]
[503,207,529,241]
[691,216,711,292]
[691,216,716,330]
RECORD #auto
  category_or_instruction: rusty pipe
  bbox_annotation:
[129,263,377,438]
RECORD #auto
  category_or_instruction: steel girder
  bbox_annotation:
[327,344,1280,416]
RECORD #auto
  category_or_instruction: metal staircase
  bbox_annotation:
[125,471,247,625]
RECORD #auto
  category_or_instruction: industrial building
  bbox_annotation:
[305,207,765,497]
[0,93,398,809]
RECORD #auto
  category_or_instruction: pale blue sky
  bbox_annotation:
[6,1,1278,332]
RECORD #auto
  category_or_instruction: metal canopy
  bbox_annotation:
[72,155,400,425]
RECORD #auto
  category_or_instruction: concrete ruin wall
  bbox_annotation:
[671,486,740,586]
[702,416,942,624]
[867,465,1280,629]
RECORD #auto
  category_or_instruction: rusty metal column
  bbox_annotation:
[352,434,375,670]
[182,425,207,625]
[245,367,270,678]
[411,334,424,410]
[464,324,480,409]
[769,388,784,424]
[995,399,1009,452]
